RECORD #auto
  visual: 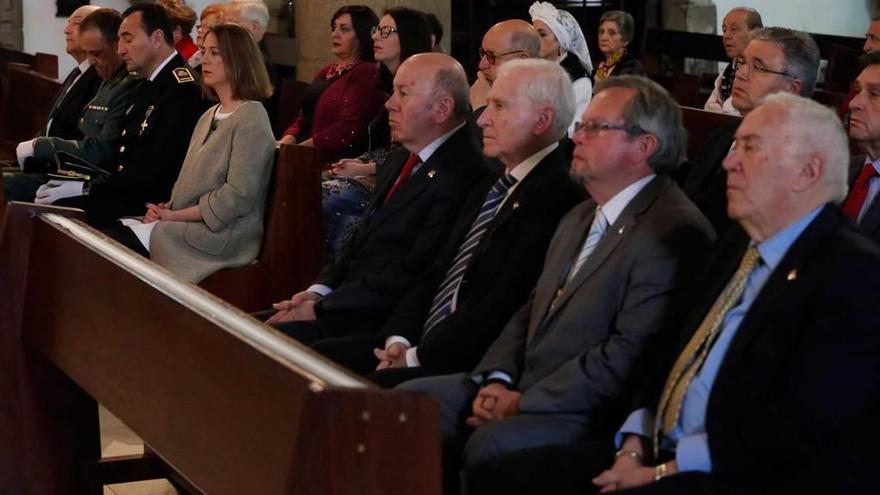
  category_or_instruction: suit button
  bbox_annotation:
[120,145,126,153]
[118,164,124,172]
[121,129,126,136]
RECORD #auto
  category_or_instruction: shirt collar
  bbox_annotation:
[867,155,880,175]
[148,51,178,82]
[755,205,823,271]
[599,174,656,225]
[416,121,466,163]
[77,59,92,73]
[507,142,558,182]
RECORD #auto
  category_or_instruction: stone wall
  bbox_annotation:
[0,0,22,50]
[295,0,450,81]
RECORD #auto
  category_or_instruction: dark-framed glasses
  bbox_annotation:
[573,120,647,137]
[478,48,525,65]
[371,25,399,39]
[732,56,793,78]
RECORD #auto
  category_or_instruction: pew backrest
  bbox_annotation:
[680,106,742,161]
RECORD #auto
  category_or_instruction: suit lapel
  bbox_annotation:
[528,202,596,337]
[543,176,671,323]
[708,205,839,412]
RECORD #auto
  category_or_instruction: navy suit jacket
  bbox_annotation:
[631,206,880,494]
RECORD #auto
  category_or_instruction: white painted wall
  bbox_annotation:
[713,0,871,37]
[23,0,215,78]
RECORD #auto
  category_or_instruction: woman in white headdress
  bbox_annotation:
[529,1,593,138]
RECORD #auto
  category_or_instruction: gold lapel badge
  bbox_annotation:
[786,269,797,281]
[427,170,437,178]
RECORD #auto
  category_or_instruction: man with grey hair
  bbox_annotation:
[704,7,762,115]
[225,0,269,42]
[315,59,584,386]
[684,26,820,237]
[588,92,880,495]
[400,75,714,493]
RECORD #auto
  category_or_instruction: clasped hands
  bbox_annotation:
[266,290,320,324]
[144,202,172,223]
[466,382,521,427]
[592,435,677,493]
[374,342,407,370]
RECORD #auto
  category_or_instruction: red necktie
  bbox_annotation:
[384,153,421,204]
[842,162,879,221]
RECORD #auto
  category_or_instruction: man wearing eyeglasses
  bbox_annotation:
[683,27,819,238]
[400,75,714,494]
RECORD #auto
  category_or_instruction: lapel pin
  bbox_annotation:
[427,170,436,178]
[786,269,797,281]
[618,226,625,235]
[512,201,520,209]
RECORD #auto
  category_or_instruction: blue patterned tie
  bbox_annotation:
[564,207,608,286]
[422,173,518,335]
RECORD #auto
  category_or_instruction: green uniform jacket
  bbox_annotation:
[32,64,143,171]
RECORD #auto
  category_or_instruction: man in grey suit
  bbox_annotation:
[398,76,716,494]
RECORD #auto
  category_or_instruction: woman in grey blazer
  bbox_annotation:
[144,23,276,282]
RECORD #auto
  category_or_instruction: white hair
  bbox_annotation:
[229,0,269,30]
[762,92,850,203]
[495,58,575,140]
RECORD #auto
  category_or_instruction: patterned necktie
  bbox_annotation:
[655,245,762,451]
[422,173,518,335]
[719,61,736,101]
[841,162,879,221]
[46,67,82,130]
[384,153,421,204]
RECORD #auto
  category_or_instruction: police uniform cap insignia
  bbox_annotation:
[173,67,195,83]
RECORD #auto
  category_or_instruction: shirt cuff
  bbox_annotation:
[404,347,420,367]
[675,432,712,473]
[615,408,655,449]
[306,284,333,297]
[486,370,513,384]
[385,335,411,349]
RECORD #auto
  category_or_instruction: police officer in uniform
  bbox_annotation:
[5,8,143,202]
[41,3,208,227]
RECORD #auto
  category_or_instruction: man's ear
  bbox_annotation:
[434,94,454,123]
[792,151,823,192]
[533,107,554,136]
[788,79,804,96]
[632,133,658,164]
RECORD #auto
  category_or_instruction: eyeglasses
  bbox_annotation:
[478,48,525,66]
[371,25,399,39]
[732,56,793,78]
[573,120,647,137]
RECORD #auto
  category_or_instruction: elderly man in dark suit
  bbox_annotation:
[841,51,880,243]
[266,53,489,344]
[583,93,880,495]
[399,75,715,494]
[310,59,585,385]
[682,27,819,237]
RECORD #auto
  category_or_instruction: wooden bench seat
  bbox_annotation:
[0,202,441,495]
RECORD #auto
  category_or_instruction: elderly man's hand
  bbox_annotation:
[466,382,521,427]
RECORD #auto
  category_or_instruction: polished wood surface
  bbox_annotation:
[680,106,741,161]
[0,64,61,160]
[0,203,441,494]
[199,143,324,312]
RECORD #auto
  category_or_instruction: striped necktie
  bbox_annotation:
[422,173,518,335]
[654,245,761,454]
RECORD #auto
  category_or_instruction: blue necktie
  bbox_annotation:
[422,173,518,335]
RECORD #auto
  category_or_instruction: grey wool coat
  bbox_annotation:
[150,101,275,282]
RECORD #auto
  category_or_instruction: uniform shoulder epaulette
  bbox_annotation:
[172,66,195,84]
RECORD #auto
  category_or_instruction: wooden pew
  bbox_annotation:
[199,144,324,312]
[0,64,61,161]
[680,106,741,162]
[0,201,441,495]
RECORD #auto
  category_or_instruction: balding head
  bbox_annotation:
[478,19,540,85]
[64,5,101,61]
[385,53,470,153]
